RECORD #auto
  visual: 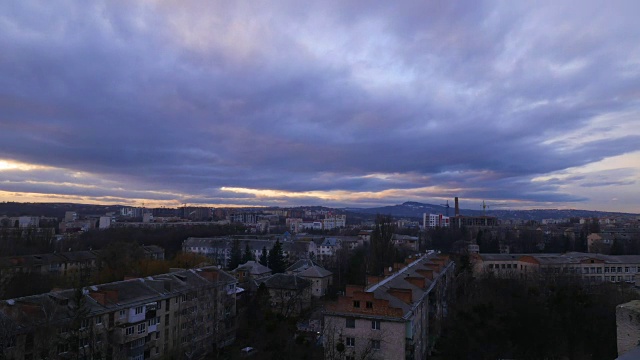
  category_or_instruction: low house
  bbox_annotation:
[286,260,333,297]
[258,274,311,317]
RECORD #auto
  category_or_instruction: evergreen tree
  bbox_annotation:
[259,246,268,266]
[268,240,286,273]
[242,242,254,263]
[610,239,625,255]
[228,239,242,270]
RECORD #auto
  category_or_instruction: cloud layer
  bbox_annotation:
[1,1,640,212]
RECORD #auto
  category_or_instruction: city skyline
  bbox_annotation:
[1,1,640,213]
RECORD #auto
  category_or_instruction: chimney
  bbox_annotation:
[406,276,427,289]
[417,269,434,280]
[389,288,412,304]
[455,197,460,216]
[199,268,220,281]
[346,285,364,297]
[89,292,106,305]
[366,275,383,286]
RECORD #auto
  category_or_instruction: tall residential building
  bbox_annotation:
[323,253,454,360]
[0,267,237,360]
[423,213,450,229]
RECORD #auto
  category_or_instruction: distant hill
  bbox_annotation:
[346,201,639,221]
[0,202,123,218]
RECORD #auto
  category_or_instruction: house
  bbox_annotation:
[234,261,272,282]
[286,260,333,297]
[257,274,312,317]
[323,253,454,360]
[392,234,419,251]
[318,238,342,263]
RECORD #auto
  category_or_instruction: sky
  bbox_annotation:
[1,1,640,213]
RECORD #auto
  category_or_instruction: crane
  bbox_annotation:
[440,200,450,217]
[482,200,490,216]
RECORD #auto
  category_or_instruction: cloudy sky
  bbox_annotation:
[1,1,639,212]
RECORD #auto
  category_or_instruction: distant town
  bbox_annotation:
[1,198,639,359]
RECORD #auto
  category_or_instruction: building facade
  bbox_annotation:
[0,267,237,360]
[323,253,454,360]
[473,252,640,283]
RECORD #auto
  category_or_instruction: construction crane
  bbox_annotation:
[482,200,490,216]
[440,200,450,217]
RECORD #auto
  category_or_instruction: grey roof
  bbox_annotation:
[258,274,311,291]
[235,261,272,275]
[287,259,332,278]
[0,266,237,329]
[365,255,452,318]
[297,265,332,278]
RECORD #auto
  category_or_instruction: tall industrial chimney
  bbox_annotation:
[454,197,459,216]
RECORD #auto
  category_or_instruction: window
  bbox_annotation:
[507,264,511,269]
[372,320,380,330]
[166,299,171,310]
[157,316,161,324]
[366,301,373,309]
[5,336,16,348]
[501,264,505,269]
[138,323,146,334]
[119,309,126,318]
[148,317,157,326]
[618,267,623,273]
[79,337,89,347]
[346,337,355,347]
[488,264,494,269]
[95,315,102,325]
[353,300,360,308]
[135,306,143,314]
[58,343,69,354]
[346,317,355,328]
[80,319,90,329]
[625,267,630,273]
[371,340,381,350]
[125,326,134,336]
[597,267,602,274]
[157,301,162,310]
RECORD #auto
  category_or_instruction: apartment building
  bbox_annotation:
[182,237,316,267]
[323,253,454,360]
[0,267,237,360]
[474,252,640,283]
[423,213,450,229]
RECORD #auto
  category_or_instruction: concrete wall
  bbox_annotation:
[617,300,640,357]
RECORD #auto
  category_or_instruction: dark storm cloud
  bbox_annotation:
[1,0,639,209]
